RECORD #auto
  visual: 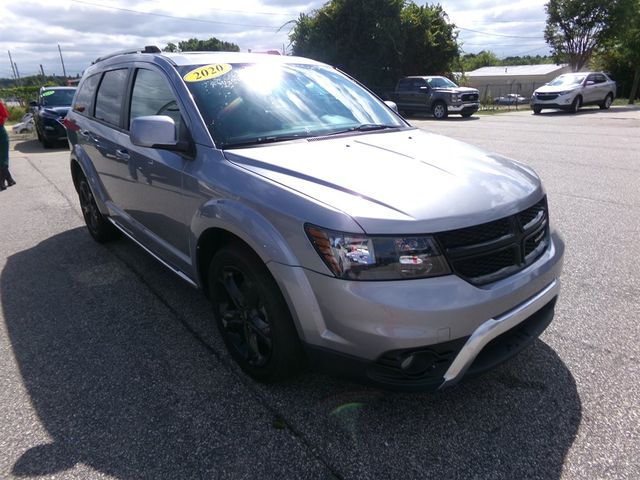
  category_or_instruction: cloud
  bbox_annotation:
[0,0,550,79]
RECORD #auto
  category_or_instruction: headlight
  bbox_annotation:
[558,90,573,95]
[305,224,451,280]
[451,93,460,102]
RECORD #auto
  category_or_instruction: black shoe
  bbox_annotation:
[0,185,6,191]
[7,179,15,186]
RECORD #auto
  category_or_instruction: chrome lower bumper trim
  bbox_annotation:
[439,278,559,389]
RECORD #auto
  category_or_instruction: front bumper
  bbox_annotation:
[531,92,576,110]
[269,230,564,391]
[449,102,479,113]
[40,117,68,141]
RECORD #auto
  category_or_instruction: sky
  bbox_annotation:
[0,0,551,79]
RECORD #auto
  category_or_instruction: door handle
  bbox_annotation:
[115,149,131,161]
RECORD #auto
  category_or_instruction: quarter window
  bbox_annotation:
[95,69,128,126]
[73,74,100,115]
[130,69,183,135]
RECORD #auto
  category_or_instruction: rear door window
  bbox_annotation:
[95,69,128,127]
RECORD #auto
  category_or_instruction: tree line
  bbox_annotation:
[2,0,638,101]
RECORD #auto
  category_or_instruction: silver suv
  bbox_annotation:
[531,72,616,114]
[65,47,564,391]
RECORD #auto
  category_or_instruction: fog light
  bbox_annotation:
[400,351,440,376]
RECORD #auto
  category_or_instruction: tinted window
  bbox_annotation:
[397,79,412,91]
[95,69,128,126]
[41,88,76,107]
[73,74,100,115]
[130,69,183,134]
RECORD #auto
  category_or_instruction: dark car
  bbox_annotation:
[31,86,76,148]
[388,76,480,119]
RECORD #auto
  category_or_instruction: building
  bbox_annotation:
[464,64,572,101]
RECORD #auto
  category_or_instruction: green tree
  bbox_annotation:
[544,0,618,71]
[400,3,459,76]
[612,0,640,102]
[460,51,500,72]
[289,0,459,89]
[162,37,240,53]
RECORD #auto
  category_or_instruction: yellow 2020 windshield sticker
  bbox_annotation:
[183,64,232,82]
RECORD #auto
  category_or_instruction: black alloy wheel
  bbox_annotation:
[77,176,118,243]
[209,245,304,382]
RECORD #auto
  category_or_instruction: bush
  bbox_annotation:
[7,105,28,123]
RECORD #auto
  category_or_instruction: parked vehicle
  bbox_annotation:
[31,86,76,148]
[531,72,616,114]
[388,76,480,119]
[11,113,35,134]
[495,94,528,106]
[65,48,564,391]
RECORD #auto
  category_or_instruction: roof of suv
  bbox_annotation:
[91,46,323,68]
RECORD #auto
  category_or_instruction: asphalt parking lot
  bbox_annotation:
[1,106,639,479]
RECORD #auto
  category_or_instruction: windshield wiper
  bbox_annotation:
[221,133,312,149]
[325,124,401,136]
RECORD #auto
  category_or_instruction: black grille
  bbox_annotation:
[435,197,549,285]
[536,93,558,101]
[462,93,479,102]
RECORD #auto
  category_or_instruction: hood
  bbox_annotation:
[433,86,479,94]
[535,84,579,94]
[224,129,542,234]
[42,106,70,117]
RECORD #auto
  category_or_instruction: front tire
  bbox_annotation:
[77,175,119,243]
[432,101,448,120]
[532,106,542,115]
[569,96,582,114]
[209,244,304,383]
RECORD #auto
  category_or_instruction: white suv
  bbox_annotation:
[531,72,616,114]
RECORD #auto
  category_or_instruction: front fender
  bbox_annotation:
[190,198,300,268]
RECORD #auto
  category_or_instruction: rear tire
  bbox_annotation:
[599,93,613,110]
[77,174,119,243]
[432,101,448,120]
[209,244,305,383]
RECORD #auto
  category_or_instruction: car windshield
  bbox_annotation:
[180,62,406,148]
[426,77,458,88]
[41,89,76,107]
[547,74,586,87]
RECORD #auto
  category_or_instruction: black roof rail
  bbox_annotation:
[92,46,161,65]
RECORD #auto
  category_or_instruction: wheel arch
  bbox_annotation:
[69,147,110,215]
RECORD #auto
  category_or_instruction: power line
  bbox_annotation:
[143,0,299,17]
[69,0,285,29]
[457,26,542,39]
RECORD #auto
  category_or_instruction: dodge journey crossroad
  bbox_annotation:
[65,47,564,391]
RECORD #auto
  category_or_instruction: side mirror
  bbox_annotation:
[384,100,399,113]
[130,116,189,152]
[586,80,595,86]
[29,101,37,107]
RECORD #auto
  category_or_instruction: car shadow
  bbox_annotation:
[404,112,480,121]
[2,228,581,479]
[11,138,69,154]
[534,107,609,117]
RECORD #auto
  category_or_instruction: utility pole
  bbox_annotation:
[40,64,46,78]
[58,44,67,78]
[7,50,17,80]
